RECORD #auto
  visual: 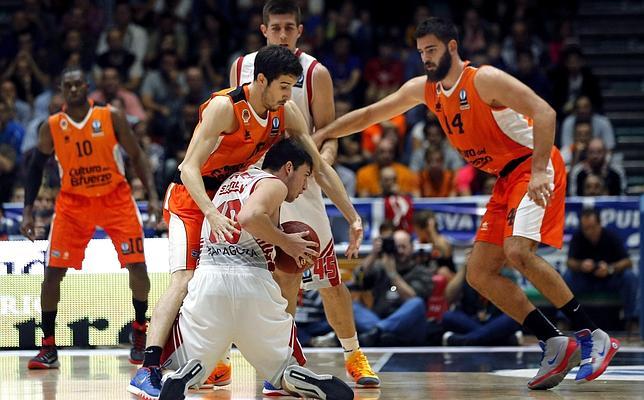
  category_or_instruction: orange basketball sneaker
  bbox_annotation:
[200,361,232,388]
[345,349,380,387]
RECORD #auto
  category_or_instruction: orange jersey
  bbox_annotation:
[49,102,126,197]
[198,84,286,183]
[424,65,535,176]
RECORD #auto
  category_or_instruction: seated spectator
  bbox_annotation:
[364,39,404,104]
[380,166,414,232]
[336,135,368,173]
[351,229,433,346]
[560,95,615,152]
[550,45,603,116]
[561,118,592,170]
[322,34,362,106]
[455,164,494,196]
[0,99,24,201]
[440,264,523,346]
[356,138,419,197]
[22,92,64,157]
[513,49,551,103]
[361,115,407,157]
[565,209,638,325]
[419,148,457,197]
[581,173,607,196]
[89,67,146,122]
[2,50,49,104]
[460,8,492,59]
[94,28,136,85]
[1,79,32,126]
[409,117,463,172]
[412,210,456,276]
[569,138,626,196]
[501,20,545,71]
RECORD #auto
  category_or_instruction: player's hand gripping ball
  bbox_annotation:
[274,221,320,274]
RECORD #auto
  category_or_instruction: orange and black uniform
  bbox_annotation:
[424,65,566,248]
[48,102,145,268]
[162,84,286,270]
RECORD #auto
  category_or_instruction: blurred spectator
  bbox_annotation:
[412,210,456,276]
[550,46,603,116]
[183,66,210,105]
[501,20,545,71]
[581,173,607,196]
[380,166,414,232]
[322,34,362,106]
[336,136,368,173]
[361,116,407,157]
[419,148,457,198]
[0,100,24,161]
[356,138,419,197]
[565,209,638,324]
[561,119,592,170]
[409,117,463,172]
[95,28,136,85]
[441,264,523,346]
[191,37,227,91]
[485,41,509,71]
[352,229,433,346]
[548,19,575,66]
[569,138,626,196]
[513,49,551,103]
[460,8,491,58]
[0,144,19,204]
[22,92,64,157]
[2,50,50,104]
[95,3,148,89]
[132,121,165,195]
[90,67,146,122]
[227,32,263,71]
[140,51,186,139]
[455,164,494,196]
[50,29,95,75]
[364,39,404,104]
[146,12,189,65]
[559,95,615,152]
[294,290,334,347]
[1,80,32,126]
[0,206,20,240]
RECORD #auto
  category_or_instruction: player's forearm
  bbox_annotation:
[319,138,338,165]
[238,211,289,248]
[315,161,360,224]
[180,165,218,217]
[322,107,373,141]
[531,106,556,172]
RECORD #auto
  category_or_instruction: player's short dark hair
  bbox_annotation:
[262,138,312,171]
[254,45,303,84]
[60,66,86,82]
[414,17,459,44]
[263,0,301,25]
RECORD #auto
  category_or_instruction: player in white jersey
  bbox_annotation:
[152,139,354,400]
[229,0,380,389]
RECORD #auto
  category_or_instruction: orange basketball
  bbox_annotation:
[274,221,320,274]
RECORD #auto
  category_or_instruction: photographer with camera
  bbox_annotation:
[351,224,434,346]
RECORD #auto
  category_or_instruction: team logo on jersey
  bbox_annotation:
[270,117,280,136]
[64,135,70,143]
[459,89,470,110]
[191,249,200,259]
[241,108,251,126]
[92,119,104,137]
[295,73,304,88]
[435,101,442,112]
[121,242,132,254]
[51,250,61,258]
[59,118,68,130]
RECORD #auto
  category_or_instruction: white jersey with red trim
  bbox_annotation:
[235,49,318,132]
[199,168,277,270]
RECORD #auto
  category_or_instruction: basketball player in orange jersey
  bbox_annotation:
[228,1,379,392]
[21,66,160,369]
[314,18,619,390]
[130,45,362,399]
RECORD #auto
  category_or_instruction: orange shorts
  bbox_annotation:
[476,148,566,249]
[48,182,145,269]
[162,183,216,272]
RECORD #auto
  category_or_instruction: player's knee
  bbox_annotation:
[503,241,530,270]
[43,267,67,285]
[169,269,194,289]
[318,283,343,298]
[465,263,483,290]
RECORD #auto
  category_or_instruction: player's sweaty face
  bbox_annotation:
[263,75,297,111]
[286,164,311,202]
[61,71,88,105]
[417,34,452,82]
[263,14,301,50]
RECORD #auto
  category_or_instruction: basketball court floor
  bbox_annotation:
[2,345,644,399]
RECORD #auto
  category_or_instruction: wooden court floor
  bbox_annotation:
[2,346,644,400]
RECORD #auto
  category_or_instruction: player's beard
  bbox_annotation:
[425,49,452,82]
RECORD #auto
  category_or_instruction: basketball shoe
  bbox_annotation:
[200,361,232,388]
[262,381,291,396]
[128,366,162,400]
[28,336,59,369]
[345,349,380,387]
[282,365,354,400]
[574,328,620,383]
[159,359,204,400]
[129,320,147,365]
[528,336,580,390]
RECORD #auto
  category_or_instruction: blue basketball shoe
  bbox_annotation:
[128,366,162,399]
[574,328,620,383]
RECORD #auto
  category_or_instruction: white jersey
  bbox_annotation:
[199,168,278,271]
[233,49,341,290]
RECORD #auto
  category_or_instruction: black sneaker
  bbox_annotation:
[129,321,147,365]
[159,359,204,400]
[283,365,354,400]
[28,336,60,369]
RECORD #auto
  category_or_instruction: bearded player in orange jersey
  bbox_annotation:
[21,66,160,369]
[314,17,619,391]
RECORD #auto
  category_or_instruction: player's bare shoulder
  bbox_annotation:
[400,75,429,102]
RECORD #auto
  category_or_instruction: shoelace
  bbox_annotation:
[349,351,375,376]
[148,367,162,389]
[132,329,146,350]
[36,346,55,360]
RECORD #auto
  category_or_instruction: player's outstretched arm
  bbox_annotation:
[284,100,322,172]
[474,66,556,208]
[310,63,339,165]
[21,121,54,240]
[313,76,427,147]
[111,108,161,221]
[238,179,318,261]
[180,96,240,241]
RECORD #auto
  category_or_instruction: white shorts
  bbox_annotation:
[280,179,341,290]
[160,265,306,387]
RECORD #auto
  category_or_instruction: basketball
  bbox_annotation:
[274,221,320,274]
